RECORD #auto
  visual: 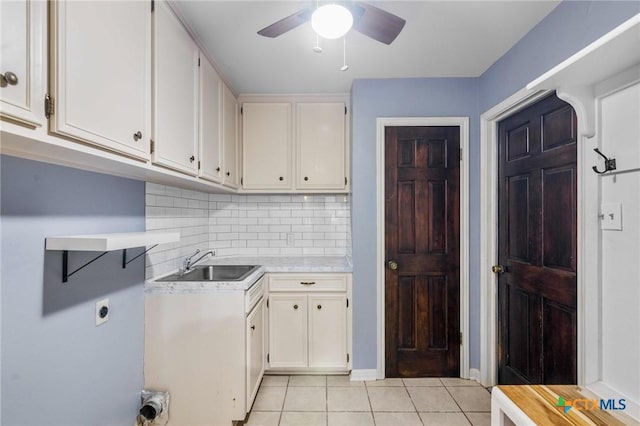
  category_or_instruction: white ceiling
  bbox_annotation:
[173,1,561,94]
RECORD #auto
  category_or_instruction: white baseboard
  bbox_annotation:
[588,381,639,421]
[469,368,481,384]
[350,369,378,381]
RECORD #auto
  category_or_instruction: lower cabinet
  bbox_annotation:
[267,273,351,373]
[145,276,265,426]
[246,297,265,408]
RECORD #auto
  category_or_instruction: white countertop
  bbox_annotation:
[145,256,352,294]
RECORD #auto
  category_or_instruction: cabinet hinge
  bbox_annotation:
[44,94,54,119]
[240,106,243,115]
[347,353,350,363]
[266,298,269,308]
[267,353,270,363]
[345,106,347,115]
[460,332,463,345]
[241,177,243,185]
[150,139,155,154]
[345,177,348,185]
[198,160,201,170]
[346,298,349,308]
[198,57,201,67]
[151,0,154,12]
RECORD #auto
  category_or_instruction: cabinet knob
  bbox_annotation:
[133,131,142,141]
[317,304,322,310]
[279,176,283,181]
[189,155,195,163]
[304,176,309,181]
[0,71,18,88]
[251,325,255,330]
[293,304,298,310]
[216,167,221,172]
[226,171,230,176]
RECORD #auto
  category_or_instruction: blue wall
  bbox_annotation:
[480,1,640,112]
[350,78,480,369]
[1,155,146,426]
[350,2,640,371]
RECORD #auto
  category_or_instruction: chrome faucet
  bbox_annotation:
[182,249,215,272]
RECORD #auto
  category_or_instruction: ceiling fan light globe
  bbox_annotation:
[311,4,353,39]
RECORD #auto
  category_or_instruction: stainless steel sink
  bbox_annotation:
[157,265,260,282]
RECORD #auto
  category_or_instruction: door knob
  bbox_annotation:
[491,265,506,274]
[387,259,398,270]
[0,71,18,88]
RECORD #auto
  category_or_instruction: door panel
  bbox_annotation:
[385,126,460,377]
[497,94,577,385]
[268,294,307,368]
[308,294,347,369]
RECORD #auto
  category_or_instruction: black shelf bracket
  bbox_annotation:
[62,250,109,283]
[61,245,159,283]
[122,245,158,269]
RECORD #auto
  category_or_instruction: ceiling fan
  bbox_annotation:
[257,2,406,45]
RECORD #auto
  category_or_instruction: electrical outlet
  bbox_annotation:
[601,202,622,230]
[96,298,109,326]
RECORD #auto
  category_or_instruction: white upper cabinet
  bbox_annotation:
[0,0,45,127]
[49,0,150,159]
[152,0,199,175]
[222,83,238,189]
[242,103,292,190]
[296,103,347,190]
[199,56,222,183]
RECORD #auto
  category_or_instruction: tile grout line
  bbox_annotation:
[363,380,377,426]
[401,380,426,425]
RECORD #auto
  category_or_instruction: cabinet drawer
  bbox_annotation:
[246,275,265,313]
[269,274,347,292]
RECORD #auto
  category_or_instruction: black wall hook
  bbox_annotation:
[592,148,617,174]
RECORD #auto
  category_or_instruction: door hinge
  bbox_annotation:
[151,0,154,12]
[346,298,349,308]
[347,353,350,363]
[459,148,462,162]
[150,139,155,154]
[460,332,463,345]
[44,94,54,119]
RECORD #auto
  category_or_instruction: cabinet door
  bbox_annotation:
[268,294,307,368]
[242,103,292,190]
[199,56,222,182]
[308,294,348,369]
[246,298,265,411]
[153,0,199,175]
[222,83,238,188]
[0,0,45,127]
[296,103,346,190]
[50,0,150,159]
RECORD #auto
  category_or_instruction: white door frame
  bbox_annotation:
[478,86,596,387]
[375,117,470,380]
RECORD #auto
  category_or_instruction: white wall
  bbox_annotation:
[144,183,352,279]
[599,81,640,416]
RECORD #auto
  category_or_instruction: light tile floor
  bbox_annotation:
[244,375,491,426]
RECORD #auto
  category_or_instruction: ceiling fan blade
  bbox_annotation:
[352,2,406,45]
[257,8,312,38]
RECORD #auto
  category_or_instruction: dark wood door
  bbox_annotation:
[385,126,460,377]
[497,94,577,385]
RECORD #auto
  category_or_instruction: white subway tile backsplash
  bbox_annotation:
[145,183,352,279]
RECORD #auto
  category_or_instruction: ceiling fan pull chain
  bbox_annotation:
[340,36,349,71]
[313,34,323,53]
